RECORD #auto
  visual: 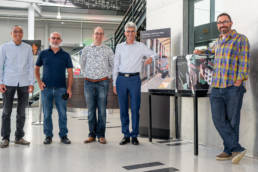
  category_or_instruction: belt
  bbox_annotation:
[118,72,139,77]
[85,77,109,82]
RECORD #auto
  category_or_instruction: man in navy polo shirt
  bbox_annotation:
[35,32,73,144]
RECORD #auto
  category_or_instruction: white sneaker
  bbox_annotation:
[232,150,247,164]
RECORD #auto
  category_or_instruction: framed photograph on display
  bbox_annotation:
[140,28,172,92]
[22,40,41,56]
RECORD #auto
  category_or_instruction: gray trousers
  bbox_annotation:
[1,86,29,141]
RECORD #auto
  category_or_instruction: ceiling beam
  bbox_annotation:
[0,1,29,8]
[32,3,42,16]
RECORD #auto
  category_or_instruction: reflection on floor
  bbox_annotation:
[0,107,258,172]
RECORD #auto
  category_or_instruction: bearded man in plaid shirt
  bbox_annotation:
[194,13,250,164]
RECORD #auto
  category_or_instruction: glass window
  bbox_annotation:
[194,0,210,26]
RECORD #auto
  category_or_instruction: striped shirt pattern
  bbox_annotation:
[207,30,250,88]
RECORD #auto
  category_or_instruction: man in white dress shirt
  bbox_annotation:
[113,22,155,145]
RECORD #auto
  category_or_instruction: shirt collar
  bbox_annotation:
[219,29,237,40]
[124,41,137,45]
[48,47,63,53]
[91,43,103,47]
[11,40,23,46]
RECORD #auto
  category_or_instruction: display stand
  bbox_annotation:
[32,93,43,125]
[148,89,209,156]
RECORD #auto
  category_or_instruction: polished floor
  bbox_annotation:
[0,107,258,172]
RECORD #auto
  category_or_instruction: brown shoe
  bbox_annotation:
[99,137,107,144]
[84,137,96,144]
[0,139,9,148]
[232,150,247,164]
[14,138,30,145]
[216,152,232,160]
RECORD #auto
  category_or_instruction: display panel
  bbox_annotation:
[22,40,41,56]
[140,28,172,92]
[174,54,214,94]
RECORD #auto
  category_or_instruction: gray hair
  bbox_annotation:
[50,32,62,38]
[124,22,137,31]
[12,25,23,32]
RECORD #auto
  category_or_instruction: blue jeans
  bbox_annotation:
[116,75,141,138]
[41,87,68,138]
[210,85,246,154]
[84,80,109,138]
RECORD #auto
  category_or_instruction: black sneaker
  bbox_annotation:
[61,136,71,144]
[119,137,130,145]
[43,137,52,145]
[131,137,139,145]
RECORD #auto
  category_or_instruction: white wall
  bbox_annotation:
[146,0,184,56]
[147,0,258,157]
[146,0,187,138]
[0,19,29,44]
[213,0,258,157]
[181,0,258,157]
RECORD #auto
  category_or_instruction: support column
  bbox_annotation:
[80,22,83,47]
[44,23,49,49]
[28,4,35,40]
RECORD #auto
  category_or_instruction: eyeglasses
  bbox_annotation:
[217,20,231,25]
[13,30,23,34]
[94,32,104,35]
[51,37,61,40]
[126,30,135,33]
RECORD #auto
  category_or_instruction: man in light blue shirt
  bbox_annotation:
[0,25,34,148]
[113,22,155,145]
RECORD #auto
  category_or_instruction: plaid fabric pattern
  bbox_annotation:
[207,30,250,88]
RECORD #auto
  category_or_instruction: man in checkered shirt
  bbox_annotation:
[194,13,250,164]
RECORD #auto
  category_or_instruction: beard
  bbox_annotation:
[50,42,60,48]
[219,26,230,34]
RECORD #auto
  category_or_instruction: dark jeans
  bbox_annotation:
[116,75,141,138]
[84,80,109,138]
[41,87,68,138]
[1,86,29,141]
[210,85,246,154]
